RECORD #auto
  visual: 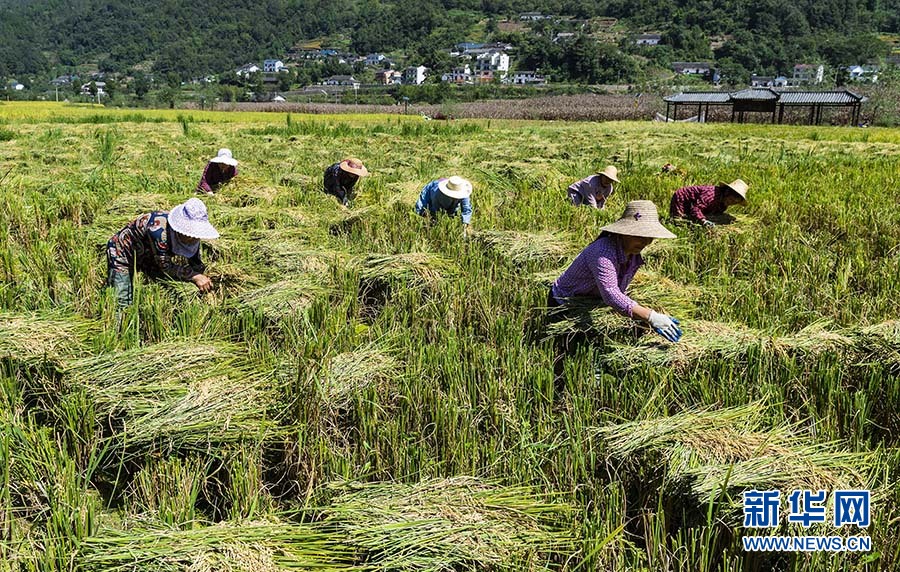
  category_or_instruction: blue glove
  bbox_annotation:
[649,311,682,342]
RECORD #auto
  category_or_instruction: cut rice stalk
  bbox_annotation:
[475,229,573,265]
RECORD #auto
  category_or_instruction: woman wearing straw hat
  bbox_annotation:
[106,198,219,307]
[414,176,473,235]
[669,179,748,227]
[549,200,682,385]
[567,165,619,209]
[323,158,369,206]
[197,148,239,195]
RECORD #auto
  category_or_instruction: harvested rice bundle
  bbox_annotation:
[601,320,763,371]
[64,341,278,455]
[542,300,637,342]
[329,205,380,235]
[475,230,573,265]
[602,320,855,372]
[324,477,574,571]
[0,312,97,363]
[260,241,348,275]
[318,343,400,411]
[104,192,171,216]
[231,277,326,321]
[593,404,870,506]
[628,269,701,318]
[355,252,456,286]
[80,519,355,571]
[851,320,900,370]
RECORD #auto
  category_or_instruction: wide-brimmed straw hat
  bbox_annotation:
[438,176,472,199]
[721,179,748,203]
[209,148,238,167]
[600,200,675,239]
[168,198,219,240]
[597,165,620,183]
[339,157,369,177]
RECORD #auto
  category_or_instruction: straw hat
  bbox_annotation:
[597,165,620,183]
[438,176,472,199]
[600,200,675,239]
[209,148,238,167]
[168,198,220,240]
[721,179,748,202]
[339,157,369,177]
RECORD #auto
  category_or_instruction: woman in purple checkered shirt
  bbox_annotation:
[549,200,682,388]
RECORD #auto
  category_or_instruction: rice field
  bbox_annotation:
[1,101,900,571]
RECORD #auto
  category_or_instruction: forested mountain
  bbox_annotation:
[0,0,897,80]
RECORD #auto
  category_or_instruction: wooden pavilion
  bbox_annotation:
[662,89,866,125]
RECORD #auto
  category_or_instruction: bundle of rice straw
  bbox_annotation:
[542,298,636,341]
[850,320,900,371]
[104,193,170,216]
[601,320,854,372]
[323,477,574,571]
[80,519,356,571]
[231,277,325,321]
[475,230,573,265]
[592,404,870,507]
[260,242,348,275]
[317,343,400,412]
[63,341,278,457]
[354,252,456,287]
[0,312,97,364]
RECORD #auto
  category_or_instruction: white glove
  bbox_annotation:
[648,311,682,342]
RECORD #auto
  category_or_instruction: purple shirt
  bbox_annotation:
[197,162,238,194]
[568,174,614,209]
[669,185,726,222]
[551,234,642,316]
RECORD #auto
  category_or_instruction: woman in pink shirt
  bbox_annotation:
[567,165,619,209]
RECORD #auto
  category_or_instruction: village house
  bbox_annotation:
[847,65,879,83]
[792,64,824,85]
[235,63,261,77]
[672,62,712,76]
[263,59,285,73]
[508,70,546,85]
[519,12,550,21]
[635,33,661,46]
[441,65,472,84]
[474,50,510,76]
[80,81,105,95]
[402,65,428,85]
[375,69,402,85]
[50,74,77,87]
[365,53,387,66]
[323,75,361,89]
[553,32,576,43]
[750,75,787,88]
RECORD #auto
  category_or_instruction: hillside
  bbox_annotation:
[0,0,898,81]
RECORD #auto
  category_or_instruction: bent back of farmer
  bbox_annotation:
[324,157,368,206]
[197,148,239,195]
[414,175,473,227]
[669,179,748,226]
[567,165,619,209]
[106,198,219,307]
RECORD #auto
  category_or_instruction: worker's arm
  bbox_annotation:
[592,254,639,317]
[459,197,473,225]
[414,183,433,217]
[197,162,214,194]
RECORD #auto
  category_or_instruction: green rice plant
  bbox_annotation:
[475,229,573,265]
[0,128,15,141]
[63,341,279,457]
[94,128,121,165]
[127,456,208,527]
[323,477,575,571]
[79,518,357,571]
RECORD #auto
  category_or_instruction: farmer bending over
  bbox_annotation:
[669,179,748,227]
[197,148,239,195]
[548,200,681,388]
[324,157,368,206]
[415,176,473,236]
[567,165,619,209]
[106,198,219,307]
